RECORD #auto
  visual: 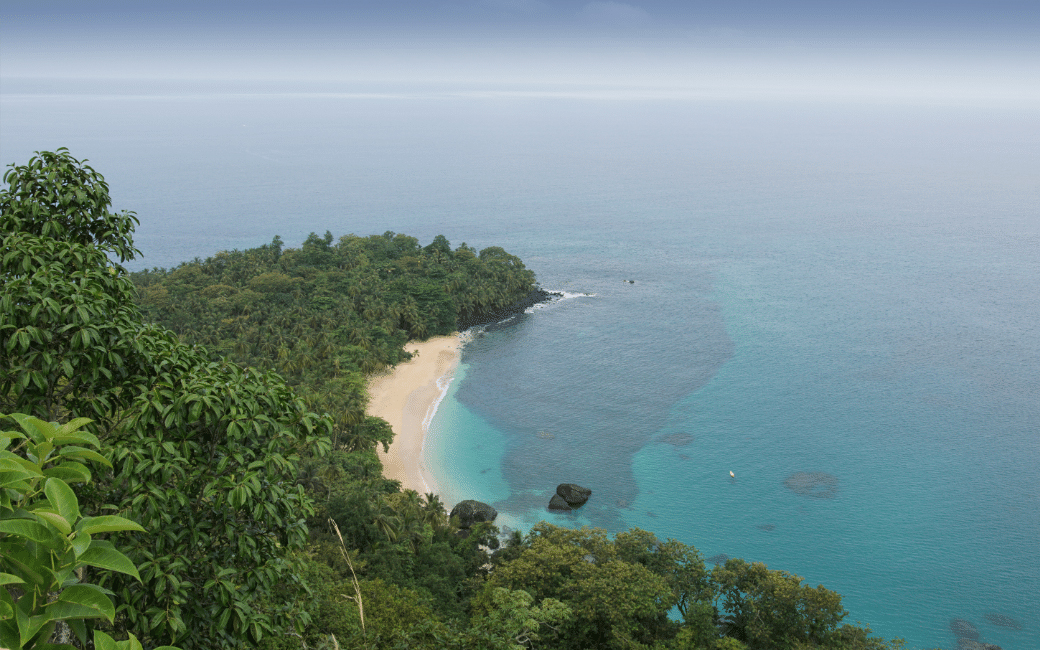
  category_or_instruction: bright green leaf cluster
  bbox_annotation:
[0,414,147,650]
[101,343,332,647]
[0,232,146,424]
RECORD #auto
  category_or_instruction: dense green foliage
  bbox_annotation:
[2,150,329,648]
[0,414,162,650]
[0,147,139,263]
[3,150,911,649]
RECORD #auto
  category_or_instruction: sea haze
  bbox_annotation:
[2,85,1039,650]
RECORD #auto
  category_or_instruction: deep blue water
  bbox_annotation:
[2,81,1038,649]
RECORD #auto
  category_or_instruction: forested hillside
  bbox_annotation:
[130,229,539,452]
[2,150,911,650]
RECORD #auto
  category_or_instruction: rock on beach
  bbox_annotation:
[450,500,497,528]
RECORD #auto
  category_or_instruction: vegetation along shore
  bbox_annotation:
[2,149,917,649]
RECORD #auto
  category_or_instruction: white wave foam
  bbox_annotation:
[524,290,595,313]
[557,291,595,299]
[418,358,459,495]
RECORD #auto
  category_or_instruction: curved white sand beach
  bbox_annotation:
[367,334,462,495]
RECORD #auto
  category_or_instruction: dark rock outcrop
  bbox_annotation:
[450,500,498,529]
[457,287,561,330]
[556,483,592,507]
[548,494,572,511]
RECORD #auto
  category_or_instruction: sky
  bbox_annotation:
[2,1,1039,103]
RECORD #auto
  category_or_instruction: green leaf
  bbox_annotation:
[35,441,55,465]
[0,573,26,587]
[45,477,80,523]
[56,417,94,439]
[0,519,58,545]
[51,430,102,448]
[1,472,35,491]
[10,414,52,444]
[94,629,117,650]
[45,584,116,622]
[43,462,92,484]
[0,548,49,591]
[70,531,92,558]
[16,595,31,646]
[75,515,145,535]
[0,454,44,477]
[33,509,73,536]
[0,429,28,445]
[0,620,19,650]
[79,543,142,581]
[69,616,88,646]
[23,613,52,647]
[58,445,111,467]
[123,633,146,650]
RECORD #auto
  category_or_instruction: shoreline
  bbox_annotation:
[367,334,464,496]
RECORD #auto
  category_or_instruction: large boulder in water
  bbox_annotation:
[548,494,573,511]
[450,500,498,529]
[556,483,592,507]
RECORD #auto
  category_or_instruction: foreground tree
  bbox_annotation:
[2,150,332,648]
[487,523,682,649]
[0,232,145,424]
[101,336,330,647]
[0,147,139,263]
[489,524,907,650]
[709,558,908,650]
[0,413,176,650]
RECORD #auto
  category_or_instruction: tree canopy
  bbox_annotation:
[2,150,330,648]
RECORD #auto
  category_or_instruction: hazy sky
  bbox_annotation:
[2,1,1038,103]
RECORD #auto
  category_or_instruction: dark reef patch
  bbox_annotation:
[983,613,1021,630]
[950,618,980,640]
[784,471,839,499]
[707,553,729,566]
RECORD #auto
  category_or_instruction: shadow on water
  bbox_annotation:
[455,264,733,531]
[783,471,839,499]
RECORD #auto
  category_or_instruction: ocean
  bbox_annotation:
[2,80,1038,649]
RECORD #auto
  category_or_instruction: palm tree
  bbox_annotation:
[373,506,401,545]
[422,492,448,531]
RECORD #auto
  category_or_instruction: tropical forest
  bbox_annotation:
[1,149,914,649]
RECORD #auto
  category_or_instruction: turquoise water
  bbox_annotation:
[2,83,1038,649]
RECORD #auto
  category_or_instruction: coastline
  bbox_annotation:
[367,334,463,496]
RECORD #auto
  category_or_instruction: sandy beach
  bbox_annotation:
[367,334,463,496]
